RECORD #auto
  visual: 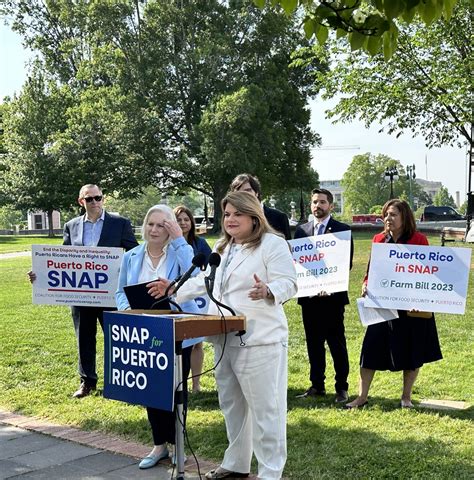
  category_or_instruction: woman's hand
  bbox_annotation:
[147,278,172,298]
[163,219,183,240]
[248,274,273,301]
[27,271,36,283]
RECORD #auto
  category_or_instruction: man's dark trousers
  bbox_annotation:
[295,216,353,393]
[300,296,349,392]
[71,306,111,387]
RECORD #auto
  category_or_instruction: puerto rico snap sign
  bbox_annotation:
[365,243,471,314]
[31,244,123,307]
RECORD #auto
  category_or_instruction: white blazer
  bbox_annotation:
[177,233,297,346]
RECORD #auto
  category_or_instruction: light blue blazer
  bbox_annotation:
[116,238,202,348]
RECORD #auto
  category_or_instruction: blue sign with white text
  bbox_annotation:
[103,312,175,411]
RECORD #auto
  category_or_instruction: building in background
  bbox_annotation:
[415,179,442,202]
[27,211,61,231]
[319,180,344,214]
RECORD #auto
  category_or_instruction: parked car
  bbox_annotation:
[420,206,465,222]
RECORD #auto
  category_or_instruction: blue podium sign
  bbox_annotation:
[103,312,175,411]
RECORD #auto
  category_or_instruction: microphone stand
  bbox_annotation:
[204,278,246,339]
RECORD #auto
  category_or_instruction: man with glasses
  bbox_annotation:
[63,184,138,398]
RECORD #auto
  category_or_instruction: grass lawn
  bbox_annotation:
[0,235,63,254]
[0,233,473,479]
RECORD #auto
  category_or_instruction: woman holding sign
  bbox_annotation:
[116,204,201,469]
[149,192,297,479]
[345,199,442,410]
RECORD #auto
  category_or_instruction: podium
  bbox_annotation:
[103,310,245,480]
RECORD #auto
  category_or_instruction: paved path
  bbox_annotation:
[0,251,31,259]
[0,409,230,480]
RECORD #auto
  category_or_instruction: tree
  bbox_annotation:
[433,186,456,208]
[341,153,424,214]
[2,0,321,230]
[314,0,472,150]
[257,0,461,59]
[458,200,467,214]
[104,186,205,226]
[1,72,75,237]
[0,206,24,230]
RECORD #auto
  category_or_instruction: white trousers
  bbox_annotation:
[213,342,288,479]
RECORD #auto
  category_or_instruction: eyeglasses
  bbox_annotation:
[83,195,103,203]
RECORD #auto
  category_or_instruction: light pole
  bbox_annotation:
[289,200,296,221]
[406,164,416,208]
[384,167,399,199]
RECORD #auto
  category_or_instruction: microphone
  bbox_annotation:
[204,254,246,339]
[149,253,207,311]
[206,252,221,295]
[173,253,207,294]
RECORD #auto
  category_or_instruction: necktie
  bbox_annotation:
[317,223,325,235]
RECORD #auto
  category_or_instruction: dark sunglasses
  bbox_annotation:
[83,195,103,203]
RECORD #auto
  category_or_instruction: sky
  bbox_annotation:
[1,24,469,202]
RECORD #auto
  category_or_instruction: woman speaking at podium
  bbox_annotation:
[116,204,201,469]
[153,192,297,479]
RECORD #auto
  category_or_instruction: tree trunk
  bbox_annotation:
[212,186,227,234]
[47,210,55,238]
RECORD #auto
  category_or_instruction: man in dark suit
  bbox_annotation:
[64,184,138,398]
[229,173,291,239]
[295,188,353,403]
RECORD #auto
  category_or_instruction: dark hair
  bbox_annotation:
[381,199,416,239]
[229,173,262,200]
[173,205,197,246]
[216,192,275,254]
[311,188,333,205]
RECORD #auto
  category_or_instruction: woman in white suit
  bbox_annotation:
[116,204,201,469]
[149,192,297,479]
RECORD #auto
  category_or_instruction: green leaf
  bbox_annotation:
[280,0,298,15]
[419,0,437,25]
[316,24,329,45]
[383,30,393,59]
[373,0,384,10]
[384,0,403,19]
[444,0,457,19]
[253,0,266,8]
[336,28,347,39]
[303,18,316,39]
[366,35,382,55]
[349,31,366,51]
[402,7,417,23]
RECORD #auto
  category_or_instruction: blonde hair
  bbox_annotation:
[141,204,176,242]
[216,192,277,254]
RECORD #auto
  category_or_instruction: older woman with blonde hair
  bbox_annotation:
[150,192,297,479]
[116,204,201,469]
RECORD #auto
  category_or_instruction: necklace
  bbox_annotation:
[147,246,164,260]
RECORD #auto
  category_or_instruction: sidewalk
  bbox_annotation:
[0,409,227,479]
[0,251,31,259]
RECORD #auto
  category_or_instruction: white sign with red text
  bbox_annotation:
[32,244,123,307]
[365,243,471,314]
[288,231,351,298]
